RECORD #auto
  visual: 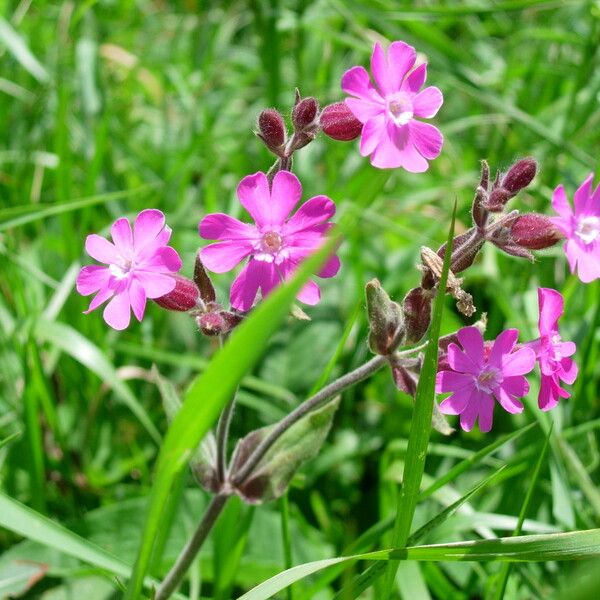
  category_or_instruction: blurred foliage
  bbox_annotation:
[0,0,599,598]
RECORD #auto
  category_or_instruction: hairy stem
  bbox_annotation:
[215,397,235,483]
[154,494,229,600]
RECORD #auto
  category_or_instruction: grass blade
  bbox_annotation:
[383,200,457,595]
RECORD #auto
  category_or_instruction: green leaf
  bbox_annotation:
[0,560,47,598]
[384,201,457,594]
[124,231,343,599]
[237,529,600,600]
[232,397,341,503]
[35,319,161,443]
[0,17,49,83]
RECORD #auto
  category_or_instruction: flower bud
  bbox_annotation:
[472,186,488,229]
[485,188,512,212]
[257,109,286,154]
[319,102,362,141]
[194,253,216,303]
[390,359,417,396]
[402,287,432,344]
[510,213,563,250]
[292,97,318,131]
[153,275,199,312]
[365,279,404,355]
[502,157,537,194]
[196,310,242,337]
[436,229,484,275]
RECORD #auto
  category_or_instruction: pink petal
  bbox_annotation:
[85,286,114,313]
[476,392,495,433]
[574,244,600,282]
[133,209,166,250]
[537,287,562,336]
[558,357,578,384]
[538,375,561,411]
[230,260,263,312]
[488,329,519,368]
[296,280,321,305]
[436,370,474,394]
[200,241,253,273]
[558,341,576,358]
[237,172,271,228]
[386,41,417,92]
[409,121,443,160]
[285,195,336,235]
[371,42,393,96]
[563,238,580,273]
[111,218,133,254]
[413,86,443,118]
[199,213,257,241]
[447,343,481,376]
[129,278,147,321]
[369,122,406,169]
[138,246,182,273]
[345,97,384,124]
[495,384,525,414]
[439,391,470,416]
[76,265,110,295]
[359,115,387,156]
[501,347,536,377]
[459,391,481,432]
[270,171,304,225]
[134,271,176,299]
[341,66,381,102]
[103,292,131,330]
[551,185,573,220]
[573,173,594,215]
[500,375,529,398]
[457,327,485,366]
[85,234,119,264]
[318,255,341,278]
[402,63,427,93]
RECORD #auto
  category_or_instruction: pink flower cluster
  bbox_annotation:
[436,288,577,432]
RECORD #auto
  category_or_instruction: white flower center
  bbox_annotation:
[387,94,414,126]
[575,216,600,245]
[109,257,134,279]
[474,367,502,394]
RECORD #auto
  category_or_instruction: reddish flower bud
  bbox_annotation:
[197,311,226,336]
[194,253,216,303]
[502,157,537,195]
[320,102,362,141]
[153,275,199,312]
[257,109,286,154]
[402,287,433,344]
[485,188,512,212]
[510,213,563,250]
[390,360,417,396]
[292,97,318,131]
[436,228,484,275]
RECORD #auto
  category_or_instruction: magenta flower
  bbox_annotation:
[76,209,182,330]
[341,40,443,171]
[199,171,340,312]
[550,173,600,282]
[436,327,536,432]
[528,288,578,411]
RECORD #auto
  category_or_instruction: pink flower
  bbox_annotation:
[550,173,600,282]
[436,327,536,432]
[76,209,182,330]
[199,171,340,312]
[528,288,578,411]
[341,40,443,171]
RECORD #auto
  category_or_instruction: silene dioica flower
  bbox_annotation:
[436,327,536,432]
[529,288,578,410]
[342,40,443,171]
[551,173,600,282]
[199,170,340,312]
[76,209,182,330]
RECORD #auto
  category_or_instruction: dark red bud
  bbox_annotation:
[153,275,199,312]
[402,287,433,344]
[194,253,216,303]
[391,361,417,396]
[292,97,318,131]
[257,109,286,152]
[436,228,484,275]
[320,102,362,141]
[472,187,488,229]
[197,311,226,336]
[365,279,404,355]
[510,213,563,250]
[502,157,537,194]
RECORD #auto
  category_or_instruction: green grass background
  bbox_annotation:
[0,0,599,598]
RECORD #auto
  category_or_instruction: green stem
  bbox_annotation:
[281,492,294,600]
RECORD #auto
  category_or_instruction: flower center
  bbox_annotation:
[474,367,502,393]
[575,216,600,245]
[387,94,414,126]
[109,258,134,279]
[261,231,283,253]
